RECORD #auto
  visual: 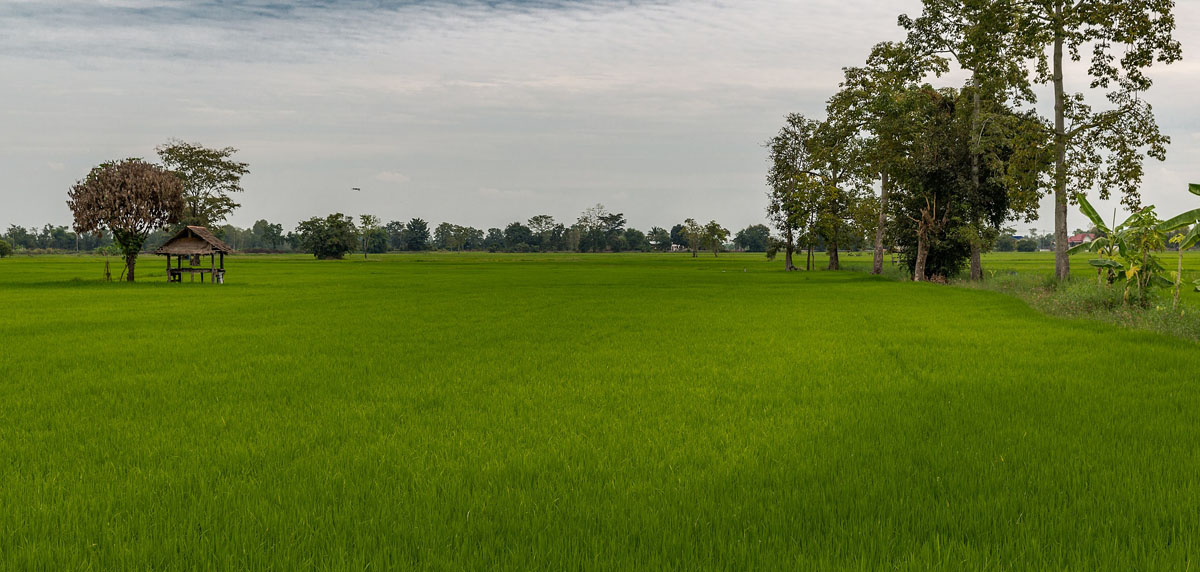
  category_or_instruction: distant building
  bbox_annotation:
[1067,233,1096,248]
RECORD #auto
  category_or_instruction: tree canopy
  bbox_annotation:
[67,158,185,281]
[296,213,359,260]
[156,140,250,228]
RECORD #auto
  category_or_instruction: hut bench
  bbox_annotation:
[154,226,234,284]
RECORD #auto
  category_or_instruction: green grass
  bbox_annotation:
[1,253,1198,570]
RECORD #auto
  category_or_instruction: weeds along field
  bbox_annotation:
[1,253,1198,570]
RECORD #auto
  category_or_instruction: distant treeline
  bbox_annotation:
[1,210,776,256]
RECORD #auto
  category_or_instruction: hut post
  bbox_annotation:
[210,254,215,284]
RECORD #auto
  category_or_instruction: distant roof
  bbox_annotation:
[154,226,235,255]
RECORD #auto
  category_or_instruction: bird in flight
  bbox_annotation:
[351,187,361,191]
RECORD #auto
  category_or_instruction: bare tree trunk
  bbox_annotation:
[125,253,137,282]
[827,242,840,271]
[872,172,890,275]
[1053,18,1070,281]
[914,234,927,282]
[807,242,814,271]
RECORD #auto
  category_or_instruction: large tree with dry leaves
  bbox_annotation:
[67,159,185,281]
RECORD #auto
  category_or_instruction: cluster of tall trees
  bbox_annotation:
[768,0,1180,281]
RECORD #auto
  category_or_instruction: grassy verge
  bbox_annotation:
[960,272,1200,342]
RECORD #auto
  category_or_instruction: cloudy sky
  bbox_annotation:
[2,0,1198,234]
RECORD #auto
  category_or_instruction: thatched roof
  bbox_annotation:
[154,226,234,256]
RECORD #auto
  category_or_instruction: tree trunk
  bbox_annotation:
[970,242,983,281]
[125,253,137,282]
[872,172,890,275]
[827,242,840,271]
[784,228,797,271]
[970,85,984,282]
[807,242,814,271]
[1053,18,1070,281]
[914,234,928,282]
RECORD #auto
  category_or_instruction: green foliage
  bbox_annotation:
[734,224,771,252]
[296,213,358,259]
[702,220,729,257]
[681,218,705,258]
[403,218,431,251]
[0,238,11,258]
[156,140,250,227]
[995,234,1017,252]
[359,214,383,256]
[1069,194,1174,304]
[1016,238,1038,253]
[434,222,484,251]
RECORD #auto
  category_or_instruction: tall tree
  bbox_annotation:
[703,221,730,257]
[359,215,381,259]
[67,159,185,281]
[156,140,250,228]
[252,219,284,249]
[682,218,705,258]
[527,215,556,250]
[901,0,1038,280]
[766,114,825,271]
[404,218,430,251]
[1014,0,1181,280]
[827,42,945,275]
[808,118,872,271]
[734,224,771,252]
[296,213,358,260]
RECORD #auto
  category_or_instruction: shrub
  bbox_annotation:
[296,213,358,260]
[0,239,12,258]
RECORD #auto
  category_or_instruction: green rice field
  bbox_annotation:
[1,253,1198,570]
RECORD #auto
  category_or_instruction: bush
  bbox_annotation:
[296,213,358,260]
[0,239,13,257]
[1017,238,1039,252]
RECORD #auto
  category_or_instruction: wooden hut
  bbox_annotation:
[155,226,234,283]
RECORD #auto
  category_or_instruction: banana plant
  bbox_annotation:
[1069,194,1170,303]
[1067,193,1125,285]
[1159,183,1200,309]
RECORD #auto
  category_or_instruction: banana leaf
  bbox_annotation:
[1089,259,1123,269]
[1067,241,1095,255]
[1150,275,1173,289]
[1158,207,1200,232]
[1190,183,1200,197]
[1181,225,1200,251]
[1075,193,1110,232]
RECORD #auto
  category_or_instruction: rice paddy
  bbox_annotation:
[1,252,1197,570]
